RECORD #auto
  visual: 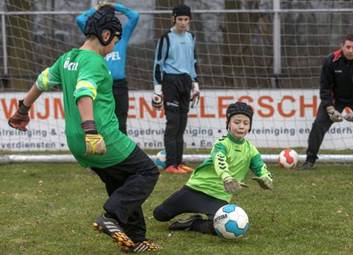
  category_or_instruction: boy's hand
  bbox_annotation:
[252,175,273,190]
[85,134,106,155]
[81,120,106,155]
[223,177,248,193]
[8,100,31,131]
[326,106,343,122]
[152,84,163,110]
[344,112,353,122]
[190,82,200,108]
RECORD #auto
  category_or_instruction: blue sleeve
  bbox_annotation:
[153,36,168,86]
[115,3,139,42]
[191,34,198,81]
[76,7,96,33]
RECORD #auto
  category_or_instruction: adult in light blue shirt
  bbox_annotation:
[76,3,139,134]
[152,4,200,174]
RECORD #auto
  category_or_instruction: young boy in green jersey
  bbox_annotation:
[153,101,273,235]
[8,5,160,253]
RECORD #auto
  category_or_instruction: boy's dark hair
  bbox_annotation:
[226,102,254,131]
[172,4,191,19]
[84,5,122,46]
[342,34,353,44]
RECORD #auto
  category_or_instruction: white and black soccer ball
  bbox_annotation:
[154,150,166,170]
[278,148,298,169]
[213,204,249,239]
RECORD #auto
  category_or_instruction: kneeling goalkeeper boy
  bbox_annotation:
[153,102,273,234]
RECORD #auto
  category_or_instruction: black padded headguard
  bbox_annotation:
[172,4,192,19]
[84,6,122,46]
[226,102,254,131]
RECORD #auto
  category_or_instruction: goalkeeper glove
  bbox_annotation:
[223,176,248,194]
[81,120,106,155]
[190,82,200,108]
[152,84,163,110]
[343,111,353,122]
[252,175,273,190]
[326,106,343,122]
[8,100,31,131]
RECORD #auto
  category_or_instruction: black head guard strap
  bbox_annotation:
[226,102,254,131]
[84,6,122,46]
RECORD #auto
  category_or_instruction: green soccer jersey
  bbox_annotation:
[186,133,271,202]
[35,48,136,168]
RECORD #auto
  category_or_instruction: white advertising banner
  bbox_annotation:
[1,90,352,151]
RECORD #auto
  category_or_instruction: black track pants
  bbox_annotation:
[91,146,159,242]
[162,74,192,167]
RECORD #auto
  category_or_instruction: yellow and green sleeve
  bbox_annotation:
[73,80,97,102]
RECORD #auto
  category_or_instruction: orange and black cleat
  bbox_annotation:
[164,165,188,174]
[178,164,194,173]
[121,239,161,253]
[93,214,135,249]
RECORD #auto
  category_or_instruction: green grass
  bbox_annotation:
[0,163,352,255]
[1,148,352,155]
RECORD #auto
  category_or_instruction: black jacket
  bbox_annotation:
[320,49,353,108]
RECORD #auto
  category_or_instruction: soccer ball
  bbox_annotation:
[154,150,166,170]
[278,148,298,169]
[213,204,249,239]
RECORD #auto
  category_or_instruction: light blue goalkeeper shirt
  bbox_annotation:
[153,27,198,85]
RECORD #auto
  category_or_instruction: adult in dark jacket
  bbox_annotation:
[301,34,353,169]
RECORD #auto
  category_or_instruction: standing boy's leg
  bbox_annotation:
[91,169,135,249]
[176,111,187,166]
[113,80,129,134]
[163,76,181,168]
[123,207,146,243]
[164,107,181,167]
[176,75,192,166]
[92,146,159,242]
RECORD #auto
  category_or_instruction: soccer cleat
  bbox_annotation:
[299,161,315,170]
[178,164,194,173]
[121,240,161,253]
[164,165,187,174]
[168,214,203,231]
[93,214,135,249]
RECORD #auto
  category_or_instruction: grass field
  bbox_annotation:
[0,162,352,255]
